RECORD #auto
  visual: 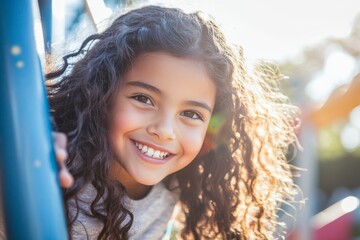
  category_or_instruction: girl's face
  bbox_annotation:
[109,52,216,189]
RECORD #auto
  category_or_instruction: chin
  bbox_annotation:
[134,175,165,186]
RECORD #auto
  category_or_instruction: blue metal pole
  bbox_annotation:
[38,0,53,53]
[0,1,68,239]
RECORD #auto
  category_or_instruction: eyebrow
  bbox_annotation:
[126,80,212,113]
[126,81,162,95]
[184,100,212,113]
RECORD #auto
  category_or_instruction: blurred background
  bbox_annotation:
[36,0,360,239]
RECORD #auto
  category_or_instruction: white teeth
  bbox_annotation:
[134,141,170,159]
[147,148,155,156]
[153,150,160,158]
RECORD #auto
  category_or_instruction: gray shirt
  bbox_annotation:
[70,182,179,240]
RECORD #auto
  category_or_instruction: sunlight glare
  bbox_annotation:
[340,124,360,151]
[305,50,356,103]
[350,106,360,129]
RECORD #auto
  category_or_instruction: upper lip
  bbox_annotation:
[131,139,175,155]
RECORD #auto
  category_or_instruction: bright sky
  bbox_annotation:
[150,0,360,62]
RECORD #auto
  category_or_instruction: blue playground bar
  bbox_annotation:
[0,0,68,239]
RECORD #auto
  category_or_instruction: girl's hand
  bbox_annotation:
[52,132,74,188]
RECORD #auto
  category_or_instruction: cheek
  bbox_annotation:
[109,104,143,145]
[180,127,207,159]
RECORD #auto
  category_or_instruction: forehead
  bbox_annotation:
[130,52,208,79]
[123,52,216,103]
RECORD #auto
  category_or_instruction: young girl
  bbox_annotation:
[46,5,299,240]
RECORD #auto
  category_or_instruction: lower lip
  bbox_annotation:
[131,141,172,165]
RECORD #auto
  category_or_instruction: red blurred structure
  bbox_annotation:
[287,196,359,240]
[313,212,354,240]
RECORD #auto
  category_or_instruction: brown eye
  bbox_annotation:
[180,110,203,121]
[132,94,153,105]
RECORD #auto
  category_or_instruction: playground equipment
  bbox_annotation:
[0,0,68,239]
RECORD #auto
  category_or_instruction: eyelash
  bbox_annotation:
[130,94,204,121]
[131,94,154,106]
[180,110,204,121]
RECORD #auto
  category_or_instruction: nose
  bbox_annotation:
[146,112,176,141]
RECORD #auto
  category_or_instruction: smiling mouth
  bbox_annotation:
[133,141,171,160]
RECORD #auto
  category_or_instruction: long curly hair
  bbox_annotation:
[46,5,299,240]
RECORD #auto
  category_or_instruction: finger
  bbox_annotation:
[52,132,73,187]
[59,167,74,188]
[58,156,74,188]
[52,132,67,149]
[54,146,68,163]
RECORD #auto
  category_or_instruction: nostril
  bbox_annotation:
[146,122,176,141]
